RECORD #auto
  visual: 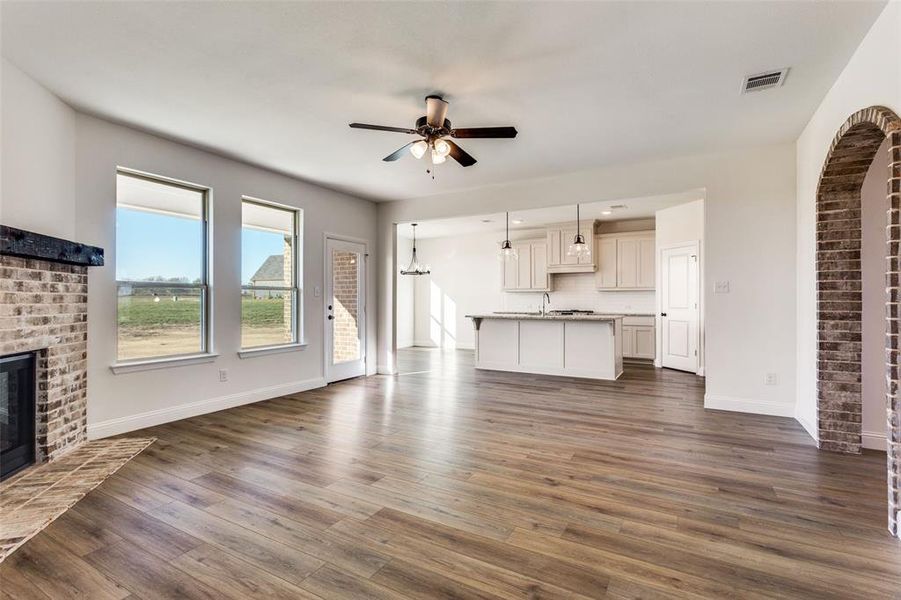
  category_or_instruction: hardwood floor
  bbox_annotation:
[3,348,899,599]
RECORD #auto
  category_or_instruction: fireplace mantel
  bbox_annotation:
[0,225,104,267]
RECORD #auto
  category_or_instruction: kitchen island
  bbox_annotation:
[466,313,623,380]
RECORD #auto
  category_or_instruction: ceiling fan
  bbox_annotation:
[349,95,517,168]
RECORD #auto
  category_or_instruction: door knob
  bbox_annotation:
[328,315,333,320]
[660,312,667,317]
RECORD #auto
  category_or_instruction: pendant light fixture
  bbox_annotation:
[400,223,431,276]
[566,203,591,259]
[497,212,519,262]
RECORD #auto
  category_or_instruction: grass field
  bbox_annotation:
[118,295,286,327]
[117,296,289,359]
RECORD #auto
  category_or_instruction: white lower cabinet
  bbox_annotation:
[621,316,655,360]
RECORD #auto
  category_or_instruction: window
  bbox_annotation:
[116,170,210,362]
[241,198,302,349]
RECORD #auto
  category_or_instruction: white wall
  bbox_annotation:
[396,235,415,348]
[655,199,705,373]
[795,2,901,440]
[412,231,508,350]
[862,138,890,451]
[379,143,797,417]
[72,114,378,436]
[1,59,76,239]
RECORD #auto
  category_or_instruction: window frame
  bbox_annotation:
[240,196,303,351]
[113,168,213,366]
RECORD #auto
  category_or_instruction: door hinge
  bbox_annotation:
[692,255,698,262]
[694,349,698,356]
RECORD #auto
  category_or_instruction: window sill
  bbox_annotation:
[110,353,219,374]
[238,343,307,359]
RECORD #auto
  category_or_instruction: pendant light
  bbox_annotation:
[400,223,430,276]
[566,204,591,259]
[497,212,519,262]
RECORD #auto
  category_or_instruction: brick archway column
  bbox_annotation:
[815,106,901,536]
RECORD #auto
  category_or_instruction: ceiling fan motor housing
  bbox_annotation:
[415,116,452,138]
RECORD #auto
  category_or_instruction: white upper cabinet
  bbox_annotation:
[546,228,596,273]
[595,231,655,290]
[502,239,550,292]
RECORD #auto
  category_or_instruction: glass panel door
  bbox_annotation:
[325,238,366,382]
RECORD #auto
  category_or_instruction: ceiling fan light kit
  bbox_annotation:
[349,94,517,171]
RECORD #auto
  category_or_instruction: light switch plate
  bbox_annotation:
[765,372,777,385]
[714,281,730,294]
[218,369,228,382]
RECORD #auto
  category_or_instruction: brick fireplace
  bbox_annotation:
[0,226,103,475]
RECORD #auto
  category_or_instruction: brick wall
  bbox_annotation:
[332,250,360,363]
[815,105,901,536]
[0,256,89,462]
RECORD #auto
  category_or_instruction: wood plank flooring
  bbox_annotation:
[3,348,899,599]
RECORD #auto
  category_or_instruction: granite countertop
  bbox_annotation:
[466,313,624,322]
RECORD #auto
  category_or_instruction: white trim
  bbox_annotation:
[862,430,887,451]
[704,393,794,418]
[110,353,219,374]
[795,412,817,442]
[238,343,308,359]
[88,376,326,438]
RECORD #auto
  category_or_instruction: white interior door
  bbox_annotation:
[660,243,699,373]
[325,238,366,383]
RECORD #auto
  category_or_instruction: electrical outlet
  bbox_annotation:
[218,369,228,382]
[714,281,730,294]
[765,372,777,385]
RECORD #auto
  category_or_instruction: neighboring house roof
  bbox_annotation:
[250,255,284,283]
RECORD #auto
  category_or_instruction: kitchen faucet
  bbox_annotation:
[541,292,551,316]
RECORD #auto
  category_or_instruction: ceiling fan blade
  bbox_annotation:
[350,123,418,134]
[450,126,518,139]
[383,141,417,162]
[425,96,449,127]
[446,140,477,167]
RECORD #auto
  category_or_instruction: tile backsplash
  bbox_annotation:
[503,273,655,314]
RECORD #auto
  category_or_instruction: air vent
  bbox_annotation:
[609,204,627,210]
[741,68,789,93]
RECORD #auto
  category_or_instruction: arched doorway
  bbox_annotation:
[815,106,900,535]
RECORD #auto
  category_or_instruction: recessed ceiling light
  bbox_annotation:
[601,210,612,216]
[512,219,524,224]
[481,219,493,223]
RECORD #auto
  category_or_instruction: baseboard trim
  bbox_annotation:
[795,412,818,442]
[704,393,794,417]
[88,377,326,439]
[862,430,888,451]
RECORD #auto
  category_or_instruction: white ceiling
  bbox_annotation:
[400,190,703,239]
[1,1,884,202]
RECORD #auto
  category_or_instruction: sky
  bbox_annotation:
[116,208,286,284]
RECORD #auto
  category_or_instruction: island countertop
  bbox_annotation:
[466,313,624,322]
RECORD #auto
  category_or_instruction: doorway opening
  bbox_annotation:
[813,106,900,536]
